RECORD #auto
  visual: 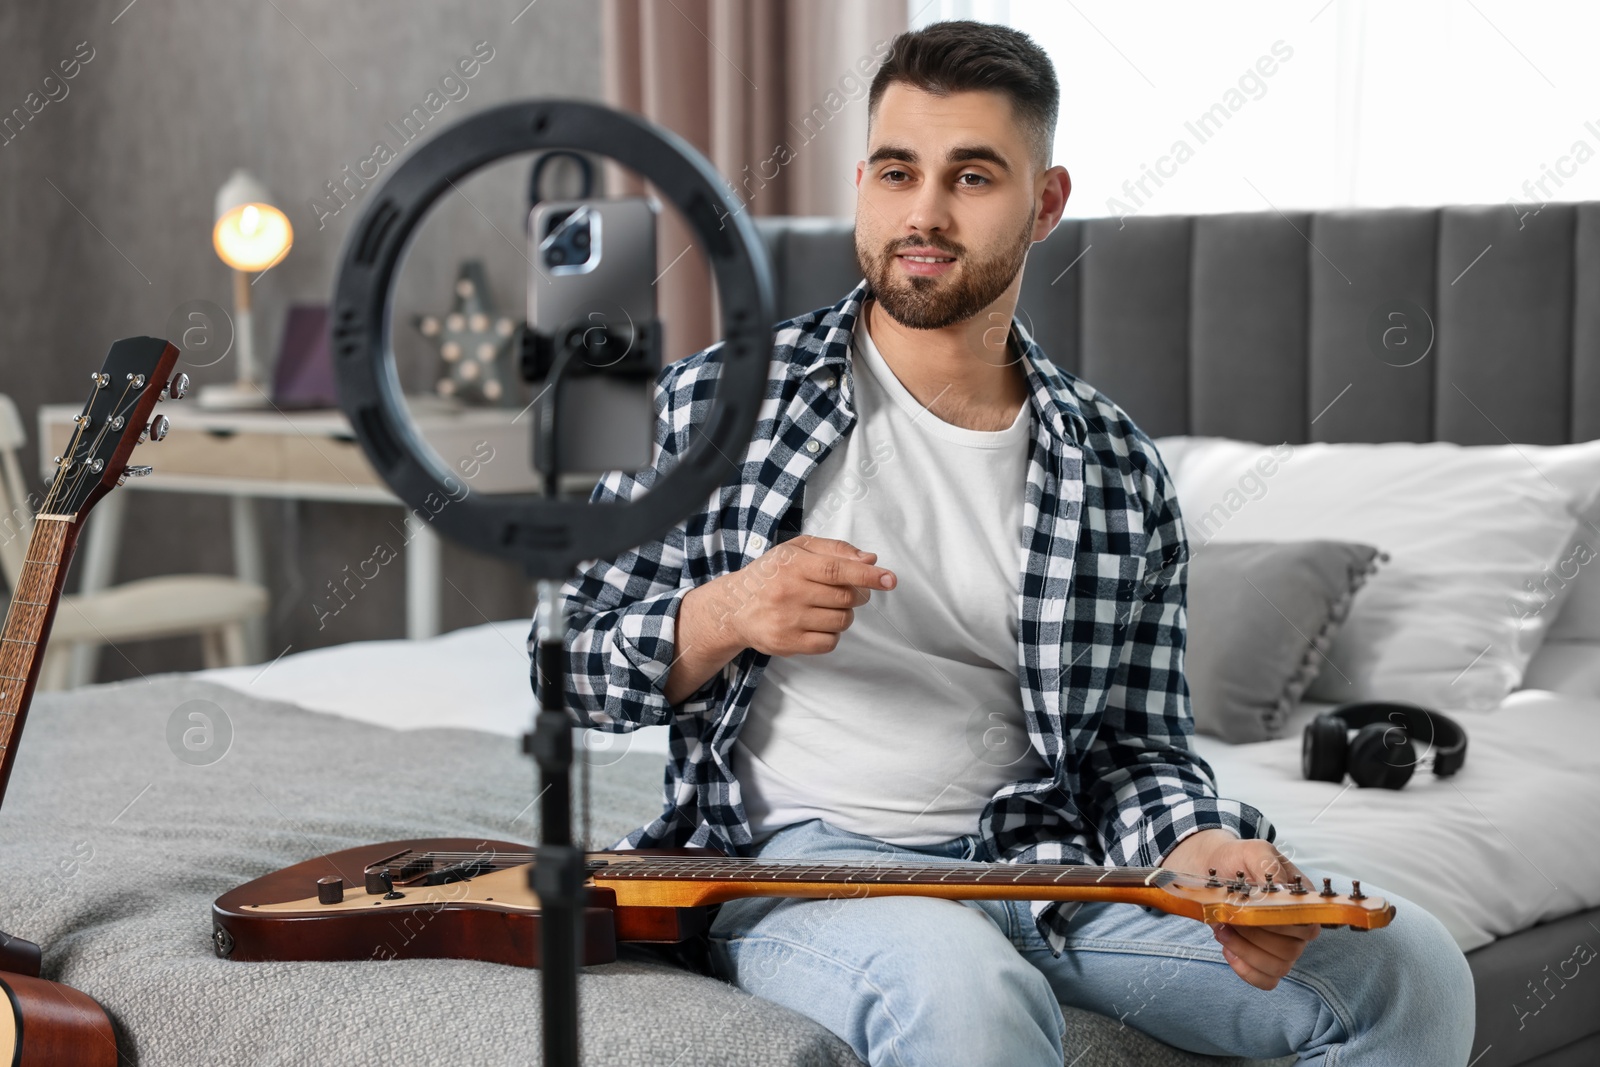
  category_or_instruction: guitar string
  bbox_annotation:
[0,523,68,747]
[363,854,1331,895]
[38,381,100,514]
[54,379,139,513]
[0,436,79,738]
[375,851,1180,880]
[4,375,144,746]
[53,381,131,508]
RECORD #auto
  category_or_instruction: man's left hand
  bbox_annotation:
[1162,829,1321,991]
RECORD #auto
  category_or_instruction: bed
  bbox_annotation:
[5,204,1600,1066]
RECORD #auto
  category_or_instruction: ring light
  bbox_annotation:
[329,99,774,579]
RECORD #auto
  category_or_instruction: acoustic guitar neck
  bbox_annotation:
[0,516,81,808]
[0,337,183,981]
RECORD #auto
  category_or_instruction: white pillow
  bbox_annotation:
[1520,639,1600,700]
[1518,445,1600,642]
[1153,436,1600,711]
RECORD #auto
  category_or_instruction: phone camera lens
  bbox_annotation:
[573,227,590,250]
[547,246,567,266]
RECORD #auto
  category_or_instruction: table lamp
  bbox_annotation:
[200,168,294,409]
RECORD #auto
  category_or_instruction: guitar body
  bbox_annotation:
[213,837,1396,970]
[211,838,717,968]
[0,972,118,1067]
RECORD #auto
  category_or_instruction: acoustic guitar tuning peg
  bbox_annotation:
[1289,874,1308,895]
[1320,877,1336,897]
[1349,879,1365,901]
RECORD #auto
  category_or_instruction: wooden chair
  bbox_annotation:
[0,393,269,690]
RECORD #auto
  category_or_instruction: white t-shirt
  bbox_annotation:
[731,308,1050,845]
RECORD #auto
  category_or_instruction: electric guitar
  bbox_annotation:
[213,836,1394,968]
[1,337,187,1066]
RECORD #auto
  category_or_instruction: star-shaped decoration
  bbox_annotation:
[415,259,517,405]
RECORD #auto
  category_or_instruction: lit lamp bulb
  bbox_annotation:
[201,169,295,409]
[213,200,293,273]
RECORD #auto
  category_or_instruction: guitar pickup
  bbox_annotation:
[403,858,495,886]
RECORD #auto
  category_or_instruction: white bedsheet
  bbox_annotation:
[1195,690,1600,953]
[196,619,675,753]
[197,622,1600,953]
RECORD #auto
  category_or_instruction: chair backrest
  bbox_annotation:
[0,394,36,592]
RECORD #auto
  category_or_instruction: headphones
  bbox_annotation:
[1301,700,1468,789]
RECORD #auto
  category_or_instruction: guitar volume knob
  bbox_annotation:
[317,876,344,905]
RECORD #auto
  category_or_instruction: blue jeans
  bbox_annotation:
[705,818,1475,1066]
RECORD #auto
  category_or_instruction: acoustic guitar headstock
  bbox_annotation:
[41,337,186,521]
[1159,869,1395,929]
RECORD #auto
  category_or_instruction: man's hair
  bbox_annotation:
[868,19,1059,175]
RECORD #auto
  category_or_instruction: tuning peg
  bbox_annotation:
[1289,874,1308,895]
[1320,877,1336,898]
[139,414,170,445]
[1349,880,1365,901]
[116,465,153,487]
[161,373,190,401]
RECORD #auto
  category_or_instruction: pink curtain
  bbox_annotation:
[602,0,907,364]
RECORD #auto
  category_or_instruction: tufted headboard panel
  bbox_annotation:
[753,203,1600,446]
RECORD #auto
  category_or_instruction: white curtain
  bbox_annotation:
[912,0,1600,217]
[604,0,907,364]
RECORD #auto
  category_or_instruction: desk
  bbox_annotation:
[39,397,548,676]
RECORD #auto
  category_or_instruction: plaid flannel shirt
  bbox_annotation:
[536,277,1275,955]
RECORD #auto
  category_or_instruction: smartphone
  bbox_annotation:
[527,196,659,480]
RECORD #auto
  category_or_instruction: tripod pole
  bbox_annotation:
[532,578,581,1067]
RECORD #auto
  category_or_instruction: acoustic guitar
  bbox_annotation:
[213,836,1394,968]
[0,337,187,1066]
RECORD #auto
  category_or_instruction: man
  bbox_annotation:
[543,19,1475,1067]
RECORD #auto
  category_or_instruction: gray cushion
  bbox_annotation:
[0,676,1289,1066]
[1187,541,1385,742]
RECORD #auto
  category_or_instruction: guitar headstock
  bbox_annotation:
[1159,870,1395,929]
[41,337,186,520]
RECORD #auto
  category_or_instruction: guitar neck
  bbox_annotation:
[592,856,1165,890]
[0,515,80,809]
[580,855,1394,927]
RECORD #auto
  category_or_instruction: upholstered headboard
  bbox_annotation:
[753,204,1600,446]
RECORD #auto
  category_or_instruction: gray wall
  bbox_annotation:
[0,0,604,679]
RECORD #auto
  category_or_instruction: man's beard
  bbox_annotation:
[855,210,1034,331]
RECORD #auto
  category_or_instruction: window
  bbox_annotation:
[911,0,1600,217]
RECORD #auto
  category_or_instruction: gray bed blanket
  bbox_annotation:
[0,677,1285,1066]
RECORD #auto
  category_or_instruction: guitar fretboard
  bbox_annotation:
[587,857,1166,889]
[0,517,71,763]
[375,850,1176,891]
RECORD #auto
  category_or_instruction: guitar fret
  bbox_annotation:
[1,514,74,780]
[591,858,1169,895]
